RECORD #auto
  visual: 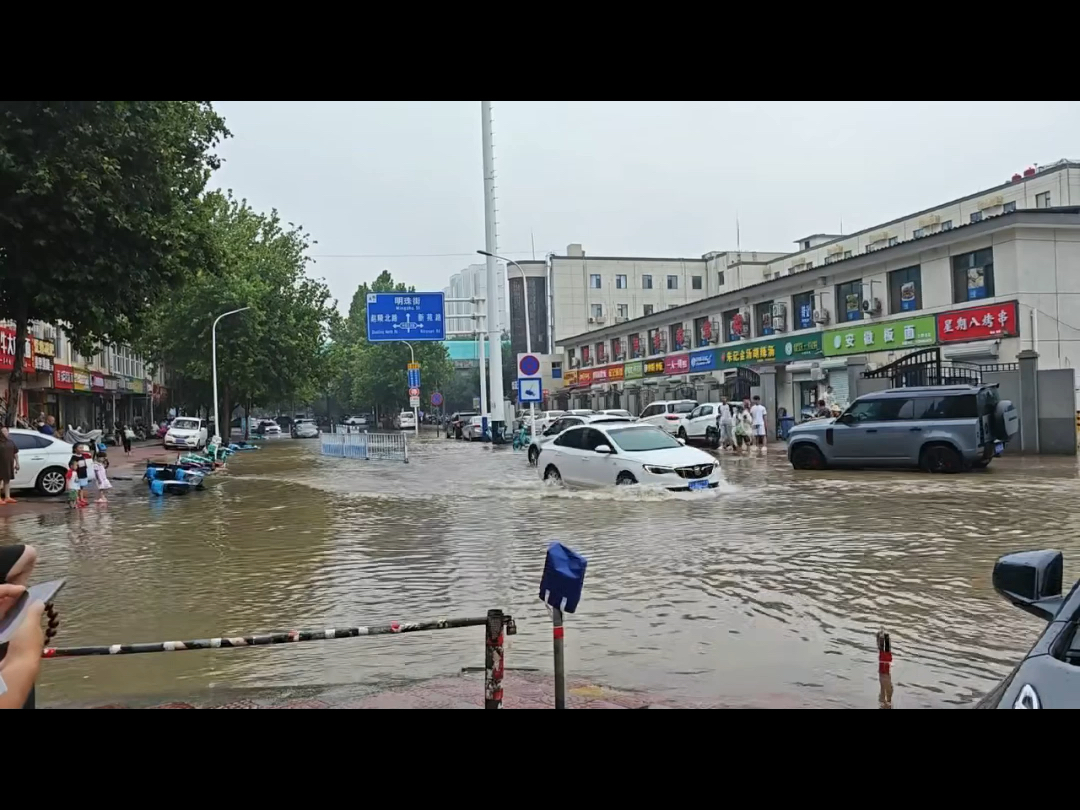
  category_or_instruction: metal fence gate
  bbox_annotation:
[861,347,1018,388]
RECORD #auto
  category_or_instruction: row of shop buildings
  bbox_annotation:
[1,322,169,430]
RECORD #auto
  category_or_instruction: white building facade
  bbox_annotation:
[551,160,1080,419]
[443,263,508,337]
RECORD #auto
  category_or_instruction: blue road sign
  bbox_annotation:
[431,392,443,407]
[517,377,542,403]
[366,292,446,342]
[407,368,420,388]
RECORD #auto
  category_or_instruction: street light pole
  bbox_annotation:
[478,250,534,433]
[212,306,251,445]
[399,341,419,438]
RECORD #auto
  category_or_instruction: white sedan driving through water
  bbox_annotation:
[535,422,722,491]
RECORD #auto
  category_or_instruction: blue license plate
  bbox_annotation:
[994,441,1004,456]
[689,479,709,491]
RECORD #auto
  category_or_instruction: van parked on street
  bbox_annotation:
[787,383,1018,473]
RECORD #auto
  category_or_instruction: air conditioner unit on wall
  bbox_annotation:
[771,302,787,333]
[861,297,882,316]
[813,308,831,325]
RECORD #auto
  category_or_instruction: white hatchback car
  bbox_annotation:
[7,429,75,497]
[536,422,722,491]
[397,410,417,430]
[638,400,698,433]
[677,403,721,446]
[164,417,209,450]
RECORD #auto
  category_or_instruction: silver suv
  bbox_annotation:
[787,383,1018,473]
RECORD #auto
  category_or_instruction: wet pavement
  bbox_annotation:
[4,428,1078,709]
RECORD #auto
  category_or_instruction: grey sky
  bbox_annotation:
[210,101,1080,311]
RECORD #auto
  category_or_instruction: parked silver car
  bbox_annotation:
[787,383,1018,473]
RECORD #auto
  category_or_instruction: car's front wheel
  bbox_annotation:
[790,444,826,470]
[36,467,67,497]
[543,465,562,484]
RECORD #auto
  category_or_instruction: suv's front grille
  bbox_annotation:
[675,464,714,480]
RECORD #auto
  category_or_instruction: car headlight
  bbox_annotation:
[643,464,675,475]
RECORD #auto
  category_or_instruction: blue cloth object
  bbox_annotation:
[539,542,588,614]
[150,479,165,496]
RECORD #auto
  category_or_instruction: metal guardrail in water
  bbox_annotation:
[321,431,409,462]
[42,610,516,709]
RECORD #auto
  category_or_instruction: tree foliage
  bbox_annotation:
[0,101,229,421]
[140,191,335,424]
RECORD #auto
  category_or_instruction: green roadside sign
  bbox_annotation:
[823,315,936,357]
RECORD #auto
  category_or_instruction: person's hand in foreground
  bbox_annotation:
[0,590,45,709]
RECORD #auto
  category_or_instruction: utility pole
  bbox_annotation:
[481,101,505,442]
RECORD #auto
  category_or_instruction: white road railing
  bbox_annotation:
[321,431,409,463]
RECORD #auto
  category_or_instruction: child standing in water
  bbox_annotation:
[93,452,112,504]
[65,460,80,509]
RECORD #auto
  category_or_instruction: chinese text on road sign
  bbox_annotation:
[366,293,446,342]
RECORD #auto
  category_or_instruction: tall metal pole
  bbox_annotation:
[481,101,505,442]
[399,341,418,438]
[211,306,251,445]
[479,251,533,433]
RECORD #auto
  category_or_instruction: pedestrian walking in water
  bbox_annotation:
[716,396,734,451]
[0,426,20,504]
[750,395,768,456]
[119,422,132,455]
[733,404,752,456]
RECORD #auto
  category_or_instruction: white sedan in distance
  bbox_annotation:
[8,429,75,496]
[536,422,722,492]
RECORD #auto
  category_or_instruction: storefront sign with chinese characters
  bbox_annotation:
[623,361,643,380]
[91,374,106,392]
[104,377,119,392]
[719,333,824,367]
[53,364,74,390]
[563,370,578,387]
[644,359,666,376]
[32,338,55,358]
[591,367,609,383]
[937,300,1019,343]
[823,317,935,357]
[34,354,53,374]
[607,365,625,381]
[129,378,146,394]
[663,353,690,375]
[72,368,91,391]
[577,369,593,386]
[0,327,34,374]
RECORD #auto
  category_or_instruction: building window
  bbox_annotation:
[1036,191,1051,209]
[793,291,815,330]
[615,274,627,289]
[691,275,702,290]
[952,247,994,303]
[612,338,623,360]
[643,304,654,316]
[595,342,606,363]
[666,275,678,290]
[629,333,642,358]
[1003,201,1017,213]
[591,303,603,319]
[616,303,628,319]
[755,300,774,336]
[581,346,591,366]
[913,227,926,239]
[723,308,745,342]
[940,221,953,231]
[717,271,725,287]
[888,236,899,246]
[836,280,863,322]
[647,327,664,355]
[693,315,713,347]
[970,211,983,224]
[888,265,922,313]
[642,274,653,290]
[669,322,686,351]
[589,274,601,289]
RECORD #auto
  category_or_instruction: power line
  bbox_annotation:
[311,250,544,259]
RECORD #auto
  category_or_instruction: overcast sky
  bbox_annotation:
[210,101,1080,310]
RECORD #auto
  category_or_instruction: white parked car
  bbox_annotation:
[464,415,487,441]
[292,419,320,439]
[526,413,632,466]
[599,409,635,420]
[677,403,721,446]
[638,400,698,433]
[397,410,417,430]
[164,417,208,451]
[7,429,75,496]
[528,410,566,436]
[536,422,722,492]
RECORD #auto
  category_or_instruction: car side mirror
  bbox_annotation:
[677,437,686,446]
[594,444,614,454]
[992,549,1064,621]
[836,413,852,425]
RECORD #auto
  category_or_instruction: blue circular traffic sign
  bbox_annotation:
[431,392,443,406]
[519,354,540,376]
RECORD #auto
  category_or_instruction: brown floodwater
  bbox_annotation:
[4,432,1078,708]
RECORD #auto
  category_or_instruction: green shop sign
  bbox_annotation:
[623,360,643,380]
[823,315,936,357]
[718,333,824,367]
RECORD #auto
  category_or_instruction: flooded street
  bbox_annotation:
[6,432,1079,708]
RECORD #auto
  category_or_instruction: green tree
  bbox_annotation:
[0,101,228,423]
[140,191,335,430]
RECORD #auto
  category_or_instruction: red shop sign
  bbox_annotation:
[577,369,593,386]
[937,300,1019,343]
[0,326,34,374]
[664,353,690,375]
[592,367,609,383]
[54,364,74,390]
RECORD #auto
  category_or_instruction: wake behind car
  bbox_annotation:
[787,383,1017,473]
[164,417,208,451]
[527,413,632,466]
[536,422,722,491]
[976,549,1080,708]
